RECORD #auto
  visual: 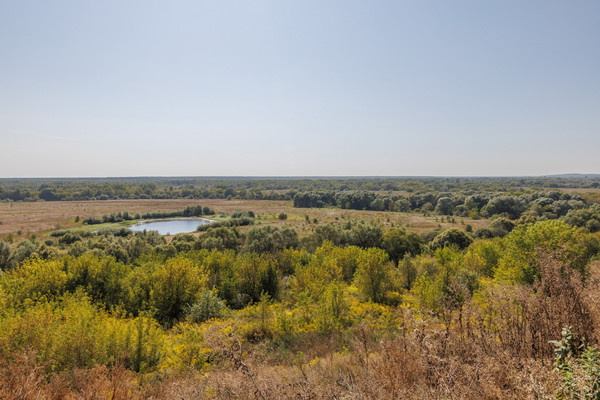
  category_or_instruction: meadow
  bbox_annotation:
[0,198,489,241]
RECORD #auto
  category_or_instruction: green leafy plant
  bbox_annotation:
[552,326,600,400]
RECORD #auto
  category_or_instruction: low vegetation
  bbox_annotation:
[1,177,600,398]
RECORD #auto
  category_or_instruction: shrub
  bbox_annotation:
[1,258,68,305]
[488,216,515,237]
[383,228,423,264]
[244,225,298,254]
[430,228,473,250]
[150,257,208,325]
[353,248,395,303]
[0,242,13,271]
[0,292,164,373]
[185,290,227,323]
[231,210,255,219]
[495,220,599,284]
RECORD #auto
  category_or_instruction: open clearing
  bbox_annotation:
[0,199,489,240]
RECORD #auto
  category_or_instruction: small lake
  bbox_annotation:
[128,218,212,235]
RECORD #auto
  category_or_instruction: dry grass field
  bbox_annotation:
[0,199,205,238]
[0,199,489,241]
[561,188,600,194]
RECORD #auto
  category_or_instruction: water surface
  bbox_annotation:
[129,218,211,235]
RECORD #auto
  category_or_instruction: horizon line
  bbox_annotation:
[1,173,600,180]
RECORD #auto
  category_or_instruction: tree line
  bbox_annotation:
[1,176,599,202]
[81,205,214,225]
[293,189,600,231]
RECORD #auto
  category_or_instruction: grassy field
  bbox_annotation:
[0,199,489,241]
[0,199,205,239]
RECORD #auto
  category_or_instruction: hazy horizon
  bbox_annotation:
[2,1,599,177]
[2,173,599,180]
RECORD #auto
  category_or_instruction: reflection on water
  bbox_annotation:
[128,219,211,235]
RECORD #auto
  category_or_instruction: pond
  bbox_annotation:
[128,218,212,235]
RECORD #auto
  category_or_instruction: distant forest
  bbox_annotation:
[1,176,599,203]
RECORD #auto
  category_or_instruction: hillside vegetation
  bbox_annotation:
[1,178,600,399]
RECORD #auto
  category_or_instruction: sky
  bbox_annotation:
[1,1,599,178]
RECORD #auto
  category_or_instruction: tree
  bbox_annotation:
[564,204,600,233]
[435,197,454,215]
[347,222,383,249]
[195,227,241,251]
[293,242,344,295]
[244,226,298,254]
[383,228,423,264]
[482,196,526,219]
[0,241,13,270]
[464,194,488,211]
[39,188,60,201]
[353,248,395,303]
[234,253,279,306]
[430,228,473,250]
[150,257,207,325]
[316,283,349,334]
[495,220,599,284]
[488,217,515,237]
[10,240,38,266]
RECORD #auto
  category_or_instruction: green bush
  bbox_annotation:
[185,289,227,323]
[430,228,473,250]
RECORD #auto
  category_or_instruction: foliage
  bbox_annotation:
[462,239,502,277]
[495,220,599,284]
[3,185,600,398]
[185,289,227,324]
[150,257,208,325]
[233,253,279,307]
[564,204,600,233]
[195,227,242,251]
[306,221,384,250]
[552,326,600,400]
[0,241,13,270]
[196,217,254,231]
[430,228,473,250]
[1,258,68,306]
[82,205,209,225]
[353,248,396,303]
[0,292,164,373]
[243,225,298,253]
[383,228,423,264]
[315,283,349,334]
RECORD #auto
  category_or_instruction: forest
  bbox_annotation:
[1,176,600,202]
[1,177,600,399]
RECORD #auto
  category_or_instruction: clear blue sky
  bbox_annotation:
[1,1,599,177]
